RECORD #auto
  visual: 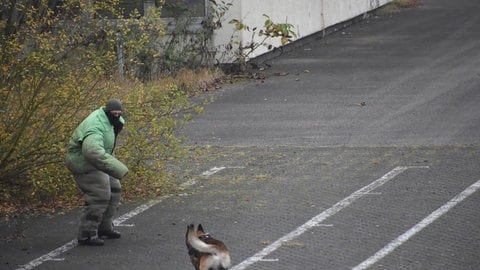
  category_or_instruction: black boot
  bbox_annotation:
[78,236,104,246]
[98,230,121,239]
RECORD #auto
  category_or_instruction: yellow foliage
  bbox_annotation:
[0,0,226,213]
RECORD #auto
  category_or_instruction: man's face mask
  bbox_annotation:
[105,111,123,136]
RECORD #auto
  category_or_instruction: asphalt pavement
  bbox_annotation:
[2,0,480,269]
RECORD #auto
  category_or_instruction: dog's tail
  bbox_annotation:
[187,224,231,269]
[187,224,228,255]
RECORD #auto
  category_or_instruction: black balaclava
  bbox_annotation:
[104,99,124,136]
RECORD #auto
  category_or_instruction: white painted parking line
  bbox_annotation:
[230,166,429,270]
[352,179,480,270]
[315,224,334,227]
[201,166,245,177]
[115,223,135,227]
[113,197,167,226]
[46,258,65,262]
[202,166,226,177]
[260,258,280,262]
[16,240,77,270]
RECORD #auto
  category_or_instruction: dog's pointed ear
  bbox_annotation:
[197,224,205,233]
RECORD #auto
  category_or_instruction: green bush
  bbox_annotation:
[0,0,215,212]
[115,79,191,200]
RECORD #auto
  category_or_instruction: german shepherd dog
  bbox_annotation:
[186,224,231,270]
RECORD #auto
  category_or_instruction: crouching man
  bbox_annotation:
[66,99,129,246]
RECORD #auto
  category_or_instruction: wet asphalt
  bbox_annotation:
[2,0,480,269]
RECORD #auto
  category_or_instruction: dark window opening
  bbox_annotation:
[119,0,205,18]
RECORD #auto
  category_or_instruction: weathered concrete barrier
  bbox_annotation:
[212,0,393,64]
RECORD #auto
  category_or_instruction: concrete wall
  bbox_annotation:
[212,0,393,63]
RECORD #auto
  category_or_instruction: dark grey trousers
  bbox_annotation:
[74,170,121,240]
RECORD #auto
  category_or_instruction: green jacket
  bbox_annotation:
[66,107,128,179]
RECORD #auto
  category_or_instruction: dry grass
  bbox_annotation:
[175,68,226,94]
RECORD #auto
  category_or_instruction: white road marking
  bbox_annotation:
[46,258,65,261]
[113,197,167,226]
[115,223,135,227]
[16,240,77,270]
[201,166,245,177]
[352,179,480,270]
[359,192,382,195]
[315,224,334,227]
[202,166,226,177]
[260,258,279,262]
[230,166,429,270]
